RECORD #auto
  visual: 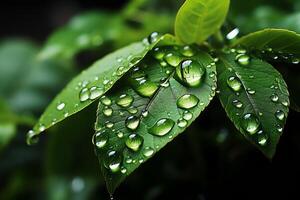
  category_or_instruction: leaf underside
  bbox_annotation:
[217,52,289,158]
[175,0,230,44]
[94,45,217,193]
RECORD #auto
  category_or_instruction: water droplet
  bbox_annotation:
[121,167,127,174]
[89,87,103,100]
[100,96,112,106]
[153,47,165,60]
[127,106,138,114]
[291,58,300,64]
[282,101,289,107]
[141,110,149,117]
[125,158,133,164]
[148,32,160,44]
[105,121,114,128]
[232,99,243,108]
[116,66,125,76]
[275,110,285,121]
[247,88,256,95]
[94,130,108,148]
[104,151,122,172]
[277,125,283,133]
[143,147,155,157]
[116,94,134,108]
[242,113,260,135]
[117,131,124,138]
[236,54,250,65]
[227,76,242,92]
[103,106,113,116]
[39,125,45,132]
[164,52,182,67]
[270,94,279,102]
[125,116,140,130]
[149,118,175,136]
[177,94,199,109]
[183,110,193,120]
[226,28,239,40]
[133,79,158,97]
[175,59,206,88]
[125,133,144,151]
[180,45,195,57]
[57,102,65,110]
[177,118,188,128]
[257,134,268,146]
[160,78,170,87]
[79,88,90,102]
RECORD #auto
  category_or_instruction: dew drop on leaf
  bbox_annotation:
[125,133,144,151]
[143,147,155,157]
[242,113,260,135]
[56,102,65,111]
[125,116,140,130]
[177,94,199,109]
[227,76,242,92]
[270,94,279,102]
[183,110,193,121]
[89,87,103,100]
[180,45,195,57]
[79,88,90,102]
[232,99,243,108]
[132,79,158,97]
[175,59,205,88]
[100,96,112,106]
[236,54,250,66]
[105,121,114,128]
[103,106,113,116]
[177,118,188,128]
[148,118,175,136]
[104,150,122,173]
[275,110,285,121]
[147,32,160,44]
[116,94,134,108]
[164,52,183,67]
[94,130,109,148]
[153,47,165,60]
[257,134,268,146]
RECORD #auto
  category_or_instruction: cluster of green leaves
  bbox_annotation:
[29,0,299,194]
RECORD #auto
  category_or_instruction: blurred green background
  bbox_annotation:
[0,0,299,199]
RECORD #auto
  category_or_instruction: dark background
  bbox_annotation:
[0,0,299,200]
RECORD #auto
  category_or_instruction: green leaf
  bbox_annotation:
[216,52,289,158]
[94,45,217,193]
[29,34,178,144]
[39,12,121,60]
[233,29,300,62]
[175,0,230,44]
[0,100,16,151]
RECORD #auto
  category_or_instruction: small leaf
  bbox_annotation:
[233,29,300,63]
[28,34,177,144]
[217,52,289,158]
[175,0,230,44]
[94,45,217,193]
[39,12,121,60]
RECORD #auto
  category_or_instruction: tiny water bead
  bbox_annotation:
[116,94,134,108]
[89,87,103,100]
[164,52,183,67]
[242,113,260,135]
[153,47,165,60]
[183,110,193,121]
[281,101,289,107]
[177,94,199,109]
[26,130,39,145]
[236,54,250,65]
[180,45,195,57]
[39,125,46,132]
[143,147,155,157]
[79,88,90,102]
[149,118,175,136]
[125,134,144,151]
[270,94,279,102]
[227,76,242,92]
[141,110,149,117]
[103,106,113,116]
[147,32,160,44]
[56,102,65,111]
[125,116,140,130]
[177,118,188,128]
[133,79,158,97]
[232,99,243,108]
[257,134,268,146]
[160,78,170,88]
[275,110,285,121]
[94,130,108,148]
[104,151,122,173]
[127,106,138,114]
[100,96,112,106]
[105,121,114,128]
[247,88,256,95]
[291,58,300,64]
[175,59,206,88]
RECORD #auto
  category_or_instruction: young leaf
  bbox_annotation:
[94,45,217,193]
[28,34,177,144]
[175,0,230,44]
[39,12,121,60]
[217,52,289,158]
[233,29,300,63]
